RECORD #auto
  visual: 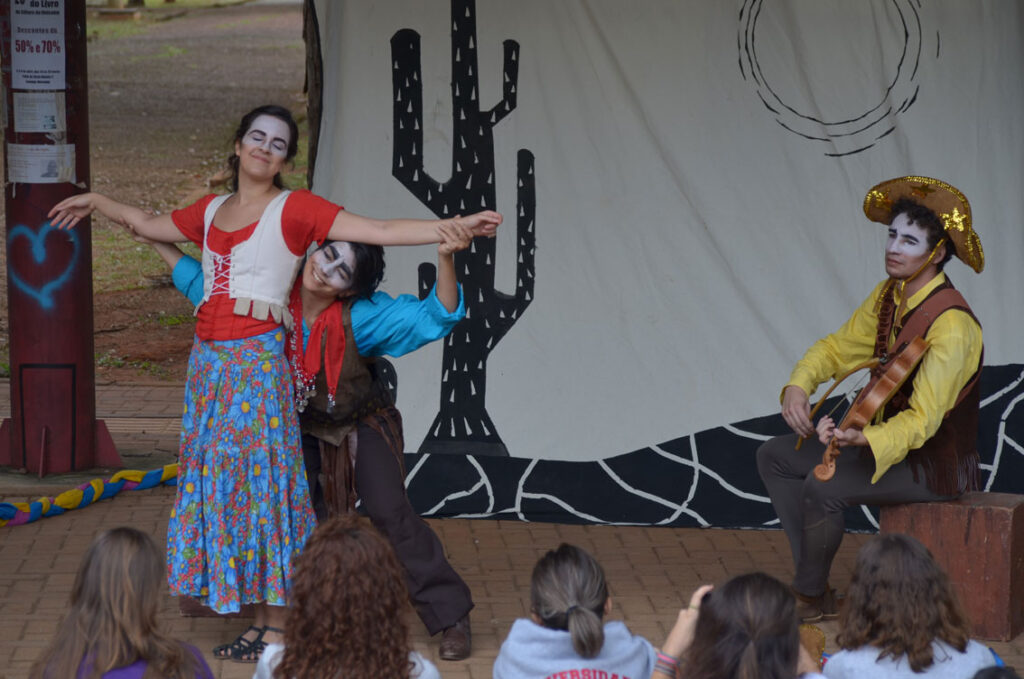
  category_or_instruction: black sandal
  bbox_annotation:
[213,625,262,661]
[231,625,285,664]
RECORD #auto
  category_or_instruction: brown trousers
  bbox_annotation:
[301,408,473,634]
[756,433,946,596]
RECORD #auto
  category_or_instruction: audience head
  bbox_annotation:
[278,514,413,679]
[30,527,199,679]
[973,668,1023,679]
[837,533,971,672]
[530,543,610,658]
[684,572,799,679]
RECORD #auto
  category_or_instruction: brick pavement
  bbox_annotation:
[1,379,1022,678]
[0,381,182,498]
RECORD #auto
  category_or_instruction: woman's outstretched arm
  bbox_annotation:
[435,220,474,312]
[326,208,501,246]
[49,192,186,243]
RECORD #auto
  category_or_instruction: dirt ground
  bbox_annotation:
[0,1,307,384]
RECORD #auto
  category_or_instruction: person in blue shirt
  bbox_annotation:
[150,220,475,661]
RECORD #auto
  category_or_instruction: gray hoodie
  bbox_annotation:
[493,619,656,679]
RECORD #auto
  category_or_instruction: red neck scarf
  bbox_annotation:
[285,280,346,410]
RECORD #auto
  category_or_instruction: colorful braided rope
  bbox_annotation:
[0,464,178,527]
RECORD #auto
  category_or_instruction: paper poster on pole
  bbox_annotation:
[6,143,75,183]
[13,92,65,133]
[10,0,65,90]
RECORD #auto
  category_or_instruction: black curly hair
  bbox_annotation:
[888,197,954,269]
[312,241,386,300]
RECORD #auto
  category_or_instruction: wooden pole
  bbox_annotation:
[0,0,120,473]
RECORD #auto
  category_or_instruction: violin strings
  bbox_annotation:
[822,371,871,421]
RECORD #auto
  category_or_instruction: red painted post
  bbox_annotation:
[0,0,120,473]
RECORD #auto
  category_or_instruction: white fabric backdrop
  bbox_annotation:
[312,0,1023,461]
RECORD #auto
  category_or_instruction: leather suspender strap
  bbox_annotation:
[891,286,972,352]
[888,283,981,411]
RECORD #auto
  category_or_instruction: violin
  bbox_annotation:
[798,336,930,482]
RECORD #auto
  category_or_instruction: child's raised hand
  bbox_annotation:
[660,584,714,659]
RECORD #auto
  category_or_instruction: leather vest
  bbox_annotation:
[879,279,982,496]
[298,303,394,446]
[199,191,302,329]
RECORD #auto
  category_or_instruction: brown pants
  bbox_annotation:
[756,433,946,596]
[301,411,473,635]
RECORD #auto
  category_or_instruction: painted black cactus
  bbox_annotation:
[391,0,536,456]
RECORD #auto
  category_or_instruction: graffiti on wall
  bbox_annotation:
[7,220,80,310]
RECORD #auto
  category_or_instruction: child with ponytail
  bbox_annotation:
[494,543,657,679]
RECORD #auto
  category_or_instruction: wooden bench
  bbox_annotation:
[879,491,1024,641]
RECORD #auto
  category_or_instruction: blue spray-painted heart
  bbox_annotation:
[7,222,81,311]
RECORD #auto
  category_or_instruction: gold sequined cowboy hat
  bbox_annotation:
[863,176,984,273]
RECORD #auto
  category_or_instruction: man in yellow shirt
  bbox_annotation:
[756,176,985,623]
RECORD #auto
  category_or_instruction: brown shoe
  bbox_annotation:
[439,615,471,661]
[820,587,840,621]
[792,587,838,624]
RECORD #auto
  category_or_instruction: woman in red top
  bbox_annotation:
[50,104,501,663]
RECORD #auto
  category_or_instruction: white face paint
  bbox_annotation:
[309,242,356,293]
[885,212,937,280]
[241,114,291,158]
[886,213,930,258]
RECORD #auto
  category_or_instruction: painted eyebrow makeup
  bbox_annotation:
[889,228,919,242]
[245,129,288,150]
[319,247,353,278]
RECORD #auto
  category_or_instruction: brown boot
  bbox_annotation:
[439,614,471,661]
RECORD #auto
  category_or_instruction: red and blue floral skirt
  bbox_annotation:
[167,328,315,614]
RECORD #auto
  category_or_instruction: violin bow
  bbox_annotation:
[794,357,880,451]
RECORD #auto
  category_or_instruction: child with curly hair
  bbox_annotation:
[824,533,996,678]
[253,513,440,679]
